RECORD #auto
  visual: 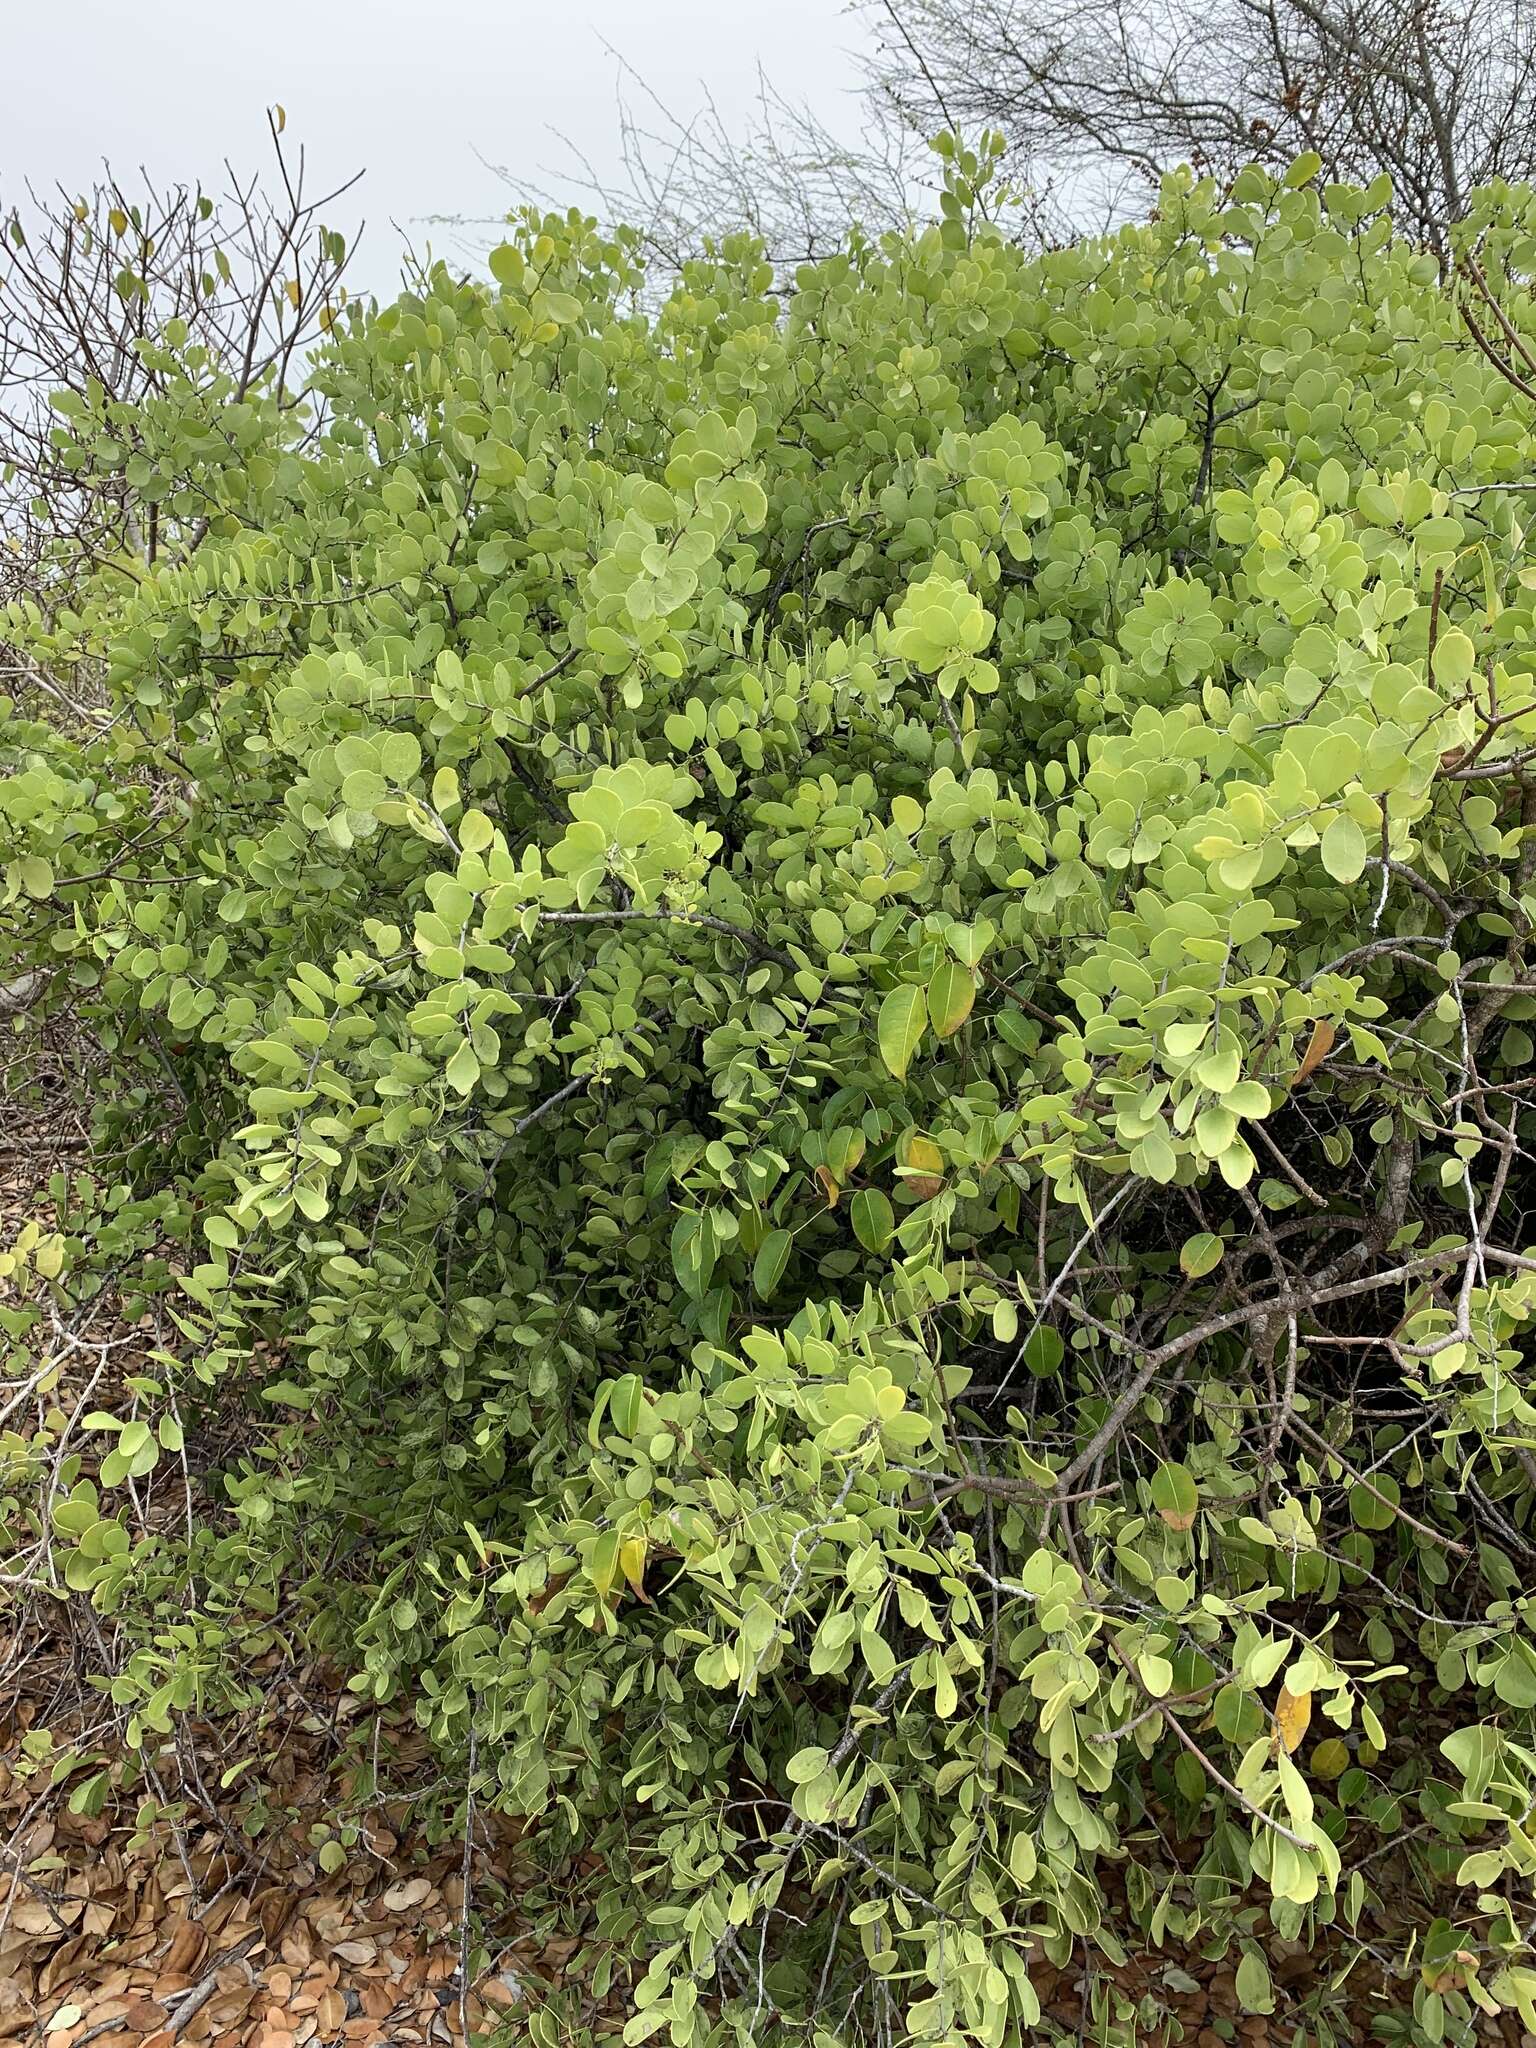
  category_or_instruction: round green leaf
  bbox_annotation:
[877,985,927,1080]
[1178,1231,1224,1278]
[850,1187,895,1253]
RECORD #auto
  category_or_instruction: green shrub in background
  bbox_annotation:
[6,135,1536,2045]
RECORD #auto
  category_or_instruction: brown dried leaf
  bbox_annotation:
[526,1571,571,1618]
[39,1934,92,1995]
[1290,1019,1336,1087]
[202,1989,258,2029]
[118,1996,167,2031]
[13,1900,73,1935]
[381,1878,431,1913]
[258,1889,297,1946]
[162,1923,207,1977]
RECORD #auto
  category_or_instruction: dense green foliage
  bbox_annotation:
[8,137,1536,2045]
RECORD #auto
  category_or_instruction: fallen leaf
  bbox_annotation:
[484,1969,525,2009]
[40,1935,93,1995]
[381,1879,431,1913]
[13,1900,73,1935]
[163,1922,207,1976]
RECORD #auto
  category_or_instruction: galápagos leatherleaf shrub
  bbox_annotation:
[6,137,1536,2045]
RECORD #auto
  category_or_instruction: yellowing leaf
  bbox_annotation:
[897,1131,945,1201]
[274,102,287,133]
[825,1127,865,1180]
[618,1536,649,1600]
[108,208,128,237]
[285,277,302,310]
[1272,1684,1312,1754]
[813,1164,840,1209]
[589,1530,620,1600]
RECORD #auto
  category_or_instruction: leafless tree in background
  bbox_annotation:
[865,0,1536,247]
[490,0,1535,277]
[0,114,359,608]
[473,42,939,284]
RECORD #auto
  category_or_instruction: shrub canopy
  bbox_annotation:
[7,139,1536,2046]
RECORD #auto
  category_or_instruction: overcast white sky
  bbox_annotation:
[5,0,876,294]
